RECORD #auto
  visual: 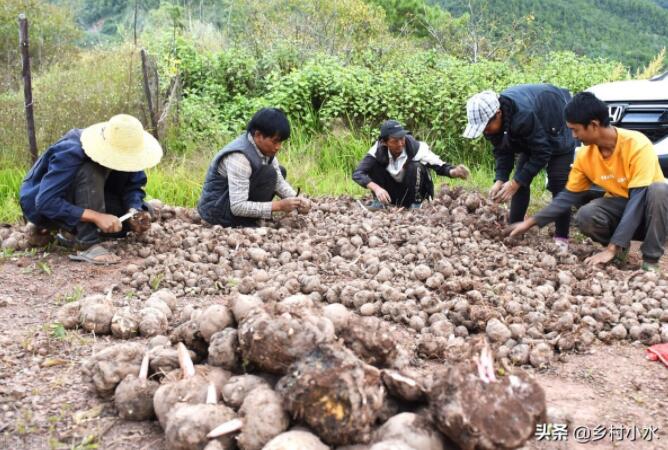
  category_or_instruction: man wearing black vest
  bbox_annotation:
[352,120,469,209]
[198,108,309,227]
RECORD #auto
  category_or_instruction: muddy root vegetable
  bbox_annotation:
[236,386,289,450]
[237,307,335,374]
[145,297,173,320]
[83,343,144,397]
[153,343,210,428]
[373,413,446,450]
[221,375,271,409]
[276,343,385,446]
[208,385,289,450]
[322,303,351,332]
[149,288,178,312]
[339,315,405,368]
[165,382,237,450]
[381,369,428,403]
[199,305,234,342]
[111,307,140,339]
[230,295,263,323]
[139,307,169,337]
[114,353,159,420]
[79,294,115,334]
[171,319,209,357]
[262,430,329,450]
[56,301,81,329]
[370,440,416,450]
[208,328,240,371]
[429,347,546,450]
[149,345,197,376]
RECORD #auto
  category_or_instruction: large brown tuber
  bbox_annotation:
[237,386,289,450]
[199,304,234,342]
[230,294,263,323]
[149,288,178,312]
[139,307,169,337]
[79,294,115,334]
[276,343,386,446]
[83,342,144,397]
[56,301,81,329]
[165,382,237,450]
[208,385,289,450]
[208,328,240,371]
[114,353,159,420]
[262,430,329,450]
[339,315,406,368]
[429,346,546,450]
[153,343,211,428]
[221,375,271,409]
[111,307,140,339]
[237,306,335,374]
[171,319,209,357]
[372,413,446,450]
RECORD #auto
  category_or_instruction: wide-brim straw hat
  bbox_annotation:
[80,114,163,172]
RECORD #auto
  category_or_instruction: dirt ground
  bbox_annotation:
[0,248,666,450]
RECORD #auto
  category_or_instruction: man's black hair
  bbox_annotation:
[564,92,611,127]
[247,108,291,141]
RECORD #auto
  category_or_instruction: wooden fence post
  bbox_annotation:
[18,14,38,164]
[140,48,159,140]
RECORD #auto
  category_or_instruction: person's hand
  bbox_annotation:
[95,213,122,233]
[495,180,521,203]
[585,247,616,267]
[449,165,470,180]
[372,186,392,204]
[506,217,536,237]
[488,180,504,200]
[276,198,302,213]
[128,210,151,234]
[297,197,312,215]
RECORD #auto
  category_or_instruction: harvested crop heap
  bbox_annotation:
[111,185,668,357]
[42,185,668,448]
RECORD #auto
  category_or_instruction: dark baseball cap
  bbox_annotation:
[379,120,408,139]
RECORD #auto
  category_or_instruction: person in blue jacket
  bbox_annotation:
[19,114,163,264]
[463,84,576,252]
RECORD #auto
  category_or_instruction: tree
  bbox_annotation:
[0,0,82,90]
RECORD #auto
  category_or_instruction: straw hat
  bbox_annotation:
[80,114,163,172]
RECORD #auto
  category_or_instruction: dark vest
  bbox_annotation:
[373,135,420,167]
[197,134,272,226]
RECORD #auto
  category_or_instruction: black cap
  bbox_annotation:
[379,120,408,139]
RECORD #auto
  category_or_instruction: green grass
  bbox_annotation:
[0,167,23,224]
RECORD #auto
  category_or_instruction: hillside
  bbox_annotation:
[435,0,668,67]
[46,0,667,68]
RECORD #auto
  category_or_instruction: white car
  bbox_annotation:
[587,71,668,175]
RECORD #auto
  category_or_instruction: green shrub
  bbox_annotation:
[0,44,145,168]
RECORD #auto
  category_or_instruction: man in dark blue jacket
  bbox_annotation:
[20,114,163,264]
[464,84,576,252]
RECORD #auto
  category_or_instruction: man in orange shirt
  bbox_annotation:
[508,92,668,272]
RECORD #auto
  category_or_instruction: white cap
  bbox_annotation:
[463,91,500,139]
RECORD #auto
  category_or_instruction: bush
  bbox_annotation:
[0,44,146,168]
[168,46,622,158]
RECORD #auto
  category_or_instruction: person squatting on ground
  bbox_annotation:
[198,108,310,227]
[352,120,469,209]
[464,84,576,251]
[508,92,668,272]
[19,114,162,265]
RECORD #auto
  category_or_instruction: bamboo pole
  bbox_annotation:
[18,14,37,164]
